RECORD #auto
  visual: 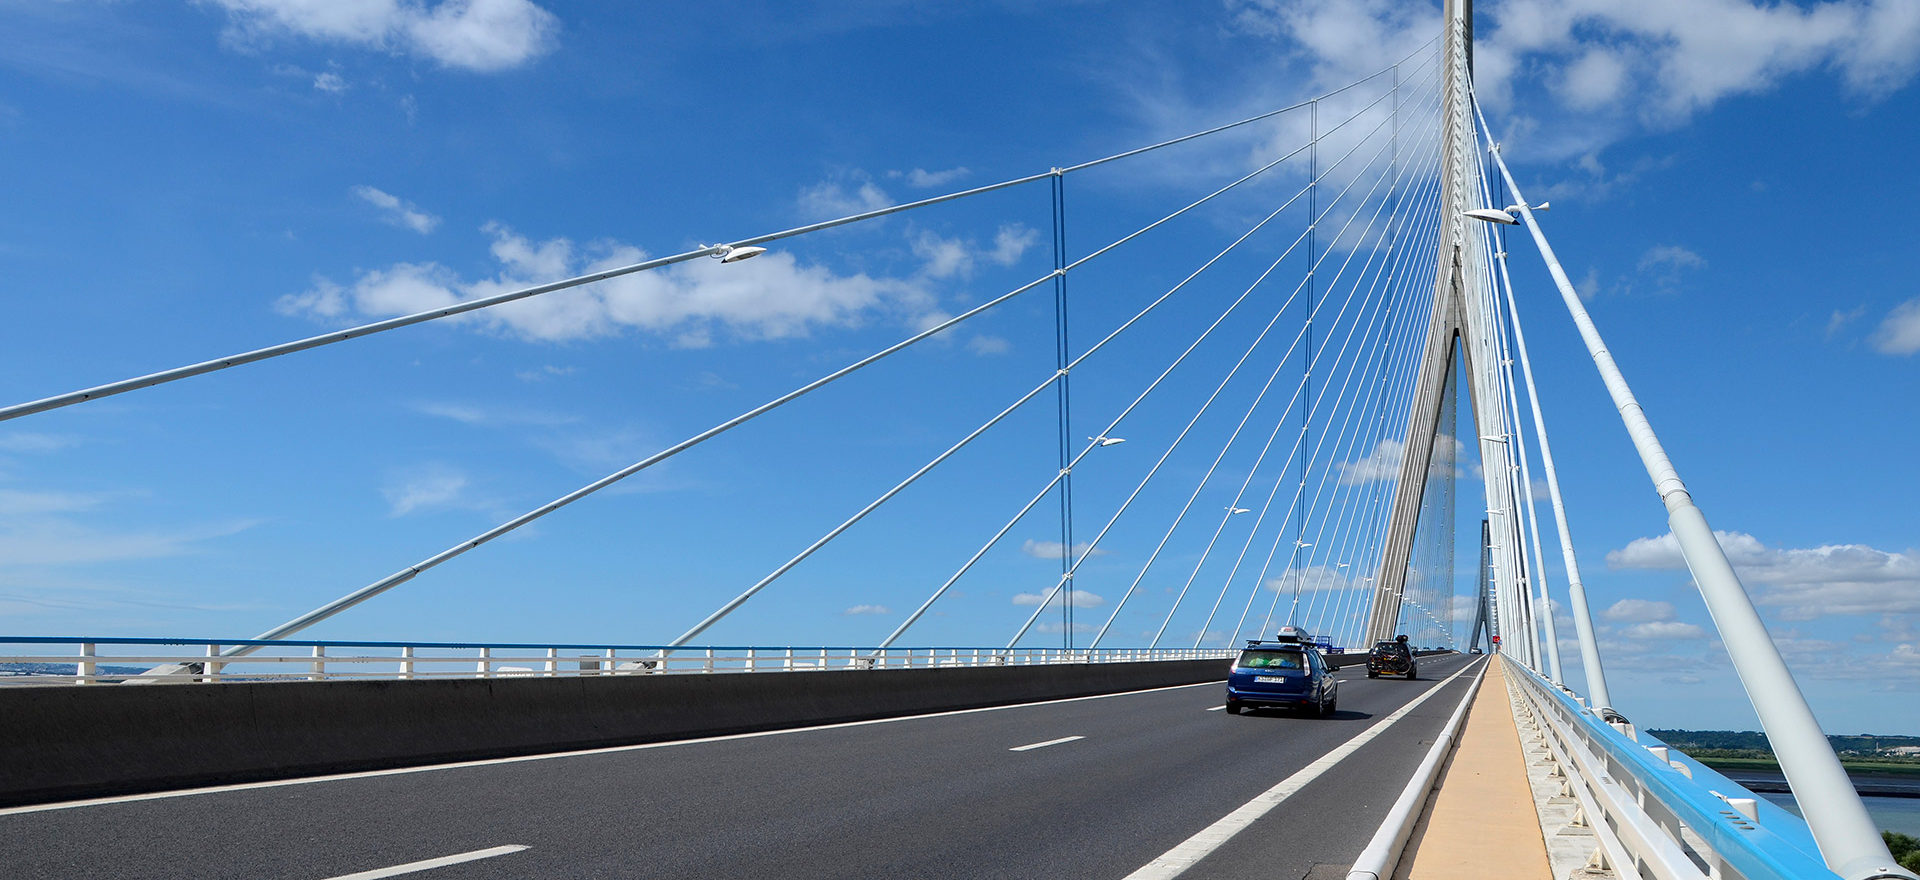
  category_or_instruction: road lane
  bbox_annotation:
[0,654,1483,879]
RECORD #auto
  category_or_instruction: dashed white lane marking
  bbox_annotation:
[3,680,1222,816]
[1122,663,1477,880]
[321,845,528,879]
[1009,735,1085,752]
[1205,706,1226,712]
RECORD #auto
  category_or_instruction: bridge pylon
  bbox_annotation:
[1363,0,1531,663]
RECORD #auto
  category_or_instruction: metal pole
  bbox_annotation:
[1477,118,1914,880]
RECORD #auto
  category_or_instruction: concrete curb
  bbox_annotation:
[0,659,1226,807]
[1345,656,1488,880]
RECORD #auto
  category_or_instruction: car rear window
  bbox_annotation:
[1236,650,1305,670]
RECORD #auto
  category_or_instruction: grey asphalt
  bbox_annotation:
[0,654,1484,880]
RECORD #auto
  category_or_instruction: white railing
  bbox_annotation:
[1504,658,1846,880]
[0,637,1232,685]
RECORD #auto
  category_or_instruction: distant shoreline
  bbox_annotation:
[1707,762,1920,798]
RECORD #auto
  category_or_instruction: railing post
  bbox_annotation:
[77,641,95,685]
[544,647,558,677]
[309,645,325,681]
[399,646,415,680]
[205,643,222,682]
[476,646,492,678]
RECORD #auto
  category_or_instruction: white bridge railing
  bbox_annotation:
[0,637,1232,685]
[1505,658,1851,880]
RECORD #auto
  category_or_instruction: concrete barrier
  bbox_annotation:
[0,659,1227,807]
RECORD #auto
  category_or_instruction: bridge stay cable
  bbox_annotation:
[1203,149,1442,647]
[1002,87,1432,649]
[0,40,1436,429]
[1083,115,1440,649]
[1184,166,1443,650]
[873,82,1431,651]
[1470,82,1916,880]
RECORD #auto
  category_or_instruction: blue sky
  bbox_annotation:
[1,0,1916,734]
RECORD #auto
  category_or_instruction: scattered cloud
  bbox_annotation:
[843,603,891,615]
[1826,305,1867,340]
[514,364,576,382]
[0,489,108,516]
[1607,529,1920,620]
[910,223,1038,279]
[313,71,348,94]
[1229,0,1920,174]
[1637,244,1706,292]
[967,335,1011,356]
[1338,435,1465,485]
[382,464,469,516]
[352,185,440,234]
[1015,590,1106,608]
[888,166,971,188]
[278,222,939,347]
[1869,297,1920,354]
[204,0,561,72]
[1601,597,1676,623]
[1020,539,1110,560]
[798,174,891,220]
[0,433,79,454]
[1264,565,1363,594]
[0,515,256,566]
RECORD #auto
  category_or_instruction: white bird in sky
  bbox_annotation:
[1089,436,1126,447]
[1227,506,1250,515]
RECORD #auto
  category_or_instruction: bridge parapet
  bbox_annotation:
[1504,658,1850,880]
[0,636,1229,686]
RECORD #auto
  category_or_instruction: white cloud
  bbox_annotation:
[205,0,560,72]
[843,603,891,615]
[278,223,938,346]
[1338,435,1465,485]
[0,490,106,516]
[1607,529,1920,619]
[889,167,971,188]
[798,176,891,220]
[1013,590,1105,608]
[1557,47,1632,110]
[0,433,79,454]
[1869,297,1920,354]
[0,516,256,566]
[967,335,1011,356]
[1638,244,1706,276]
[352,185,440,234]
[382,464,469,516]
[1827,305,1867,340]
[1020,538,1109,560]
[1601,597,1676,623]
[910,223,1038,279]
[313,71,348,93]
[1229,0,1920,163]
[1264,565,1362,594]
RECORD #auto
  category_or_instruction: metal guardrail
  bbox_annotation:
[1505,658,1848,880]
[0,637,1232,685]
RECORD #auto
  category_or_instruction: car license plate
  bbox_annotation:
[1254,675,1286,683]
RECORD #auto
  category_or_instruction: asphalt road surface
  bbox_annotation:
[1,653,1485,880]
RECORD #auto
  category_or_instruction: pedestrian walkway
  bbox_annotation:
[1393,658,1553,879]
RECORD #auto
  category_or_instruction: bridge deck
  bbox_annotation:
[1395,658,1552,878]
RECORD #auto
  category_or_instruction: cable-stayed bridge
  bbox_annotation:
[1,3,1912,879]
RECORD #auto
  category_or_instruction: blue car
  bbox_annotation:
[1224,640,1338,716]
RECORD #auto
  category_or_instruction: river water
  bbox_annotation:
[1717,769,1920,838]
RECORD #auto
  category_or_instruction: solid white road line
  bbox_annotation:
[2,680,1224,816]
[1009,735,1085,752]
[321,845,528,880]
[1121,662,1477,880]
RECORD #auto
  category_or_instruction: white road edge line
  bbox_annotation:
[1,679,1223,816]
[321,844,528,880]
[1009,735,1084,752]
[1121,661,1478,880]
